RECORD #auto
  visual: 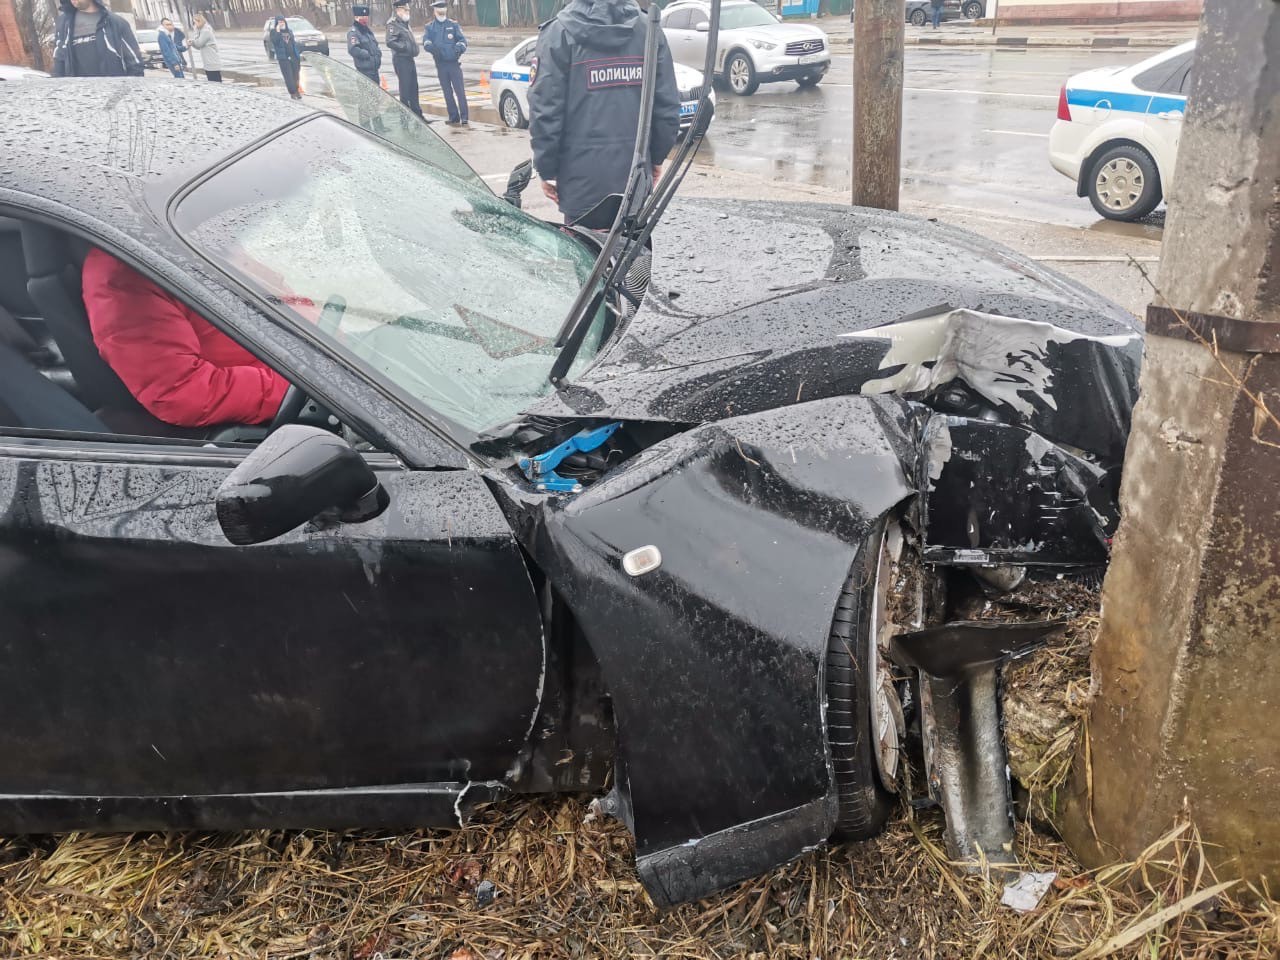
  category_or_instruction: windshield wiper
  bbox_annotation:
[548,0,722,386]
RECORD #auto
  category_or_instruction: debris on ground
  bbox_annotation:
[1,797,1274,959]
[1001,871,1058,913]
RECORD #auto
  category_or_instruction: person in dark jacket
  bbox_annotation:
[158,18,184,77]
[268,15,303,99]
[51,0,144,78]
[422,0,467,125]
[528,0,679,228]
[347,3,382,83]
[385,0,422,116]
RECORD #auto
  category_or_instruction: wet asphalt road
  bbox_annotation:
[207,33,1163,235]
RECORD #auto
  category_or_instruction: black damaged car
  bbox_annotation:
[0,58,1141,908]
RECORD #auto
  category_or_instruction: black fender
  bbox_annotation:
[500,395,919,907]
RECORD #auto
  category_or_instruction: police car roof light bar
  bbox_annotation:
[548,1,669,386]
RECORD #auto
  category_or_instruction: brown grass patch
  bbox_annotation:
[2,798,1275,959]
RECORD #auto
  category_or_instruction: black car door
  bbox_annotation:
[0,430,544,830]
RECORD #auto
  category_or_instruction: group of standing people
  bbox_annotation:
[51,0,220,80]
[157,15,221,80]
[374,0,469,125]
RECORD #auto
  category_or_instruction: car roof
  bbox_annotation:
[0,80,312,224]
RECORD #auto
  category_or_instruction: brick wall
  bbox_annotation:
[996,0,1202,24]
[0,0,32,67]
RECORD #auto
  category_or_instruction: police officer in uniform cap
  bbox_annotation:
[347,3,382,83]
[528,0,680,228]
[423,0,468,125]
[386,0,422,116]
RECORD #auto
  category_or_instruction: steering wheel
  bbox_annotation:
[270,383,310,432]
[269,295,348,433]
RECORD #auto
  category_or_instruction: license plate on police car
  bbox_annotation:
[798,52,825,64]
[680,103,698,117]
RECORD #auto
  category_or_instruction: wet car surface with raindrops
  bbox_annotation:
[0,76,1141,907]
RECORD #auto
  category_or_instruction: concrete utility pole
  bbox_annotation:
[1061,0,1280,885]
[851,0,903,210]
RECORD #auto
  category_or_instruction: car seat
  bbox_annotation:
[0,332,109,434]
[18,221,139,413]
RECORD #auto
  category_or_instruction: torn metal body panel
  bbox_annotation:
[491,396,918,906]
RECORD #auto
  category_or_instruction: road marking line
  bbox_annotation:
[818,83,1055,99]
[1031,255,1161,262]
[984,128,1051,137]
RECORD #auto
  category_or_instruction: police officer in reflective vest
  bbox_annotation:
[528,0,680,228]
[423,0,468,125]
[347,3,382,84]
[386,0,422,116]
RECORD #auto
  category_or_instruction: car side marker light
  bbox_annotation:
[622,545,662,577]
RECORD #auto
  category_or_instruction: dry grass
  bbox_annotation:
[2,797,1276,959]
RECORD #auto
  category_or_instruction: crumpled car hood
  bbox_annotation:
[525,198,1142,460]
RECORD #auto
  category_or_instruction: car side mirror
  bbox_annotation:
[695,20,711,31]
[216,425,389,546]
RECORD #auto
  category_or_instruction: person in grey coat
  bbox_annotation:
[528,0,680,228]
[188,14,221,81]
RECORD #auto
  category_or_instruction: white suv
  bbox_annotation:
[662,0,829,96]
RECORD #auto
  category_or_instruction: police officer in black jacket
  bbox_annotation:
[386,0,422,116]
[52,0,144,77]
[347,3,382,83]
[528,0,680,228]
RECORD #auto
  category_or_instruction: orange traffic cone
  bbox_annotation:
[479,69,489,90]
[380,74,389,91]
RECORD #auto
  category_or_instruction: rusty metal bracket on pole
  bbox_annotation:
[1146,305,1280,354]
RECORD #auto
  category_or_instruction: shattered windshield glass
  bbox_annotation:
[174,117,606,436]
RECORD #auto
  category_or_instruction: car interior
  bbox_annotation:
[0,216,277,446]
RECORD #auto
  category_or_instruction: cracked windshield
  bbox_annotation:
[174,117,603,434]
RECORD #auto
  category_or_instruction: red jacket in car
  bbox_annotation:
[82,249,288,428]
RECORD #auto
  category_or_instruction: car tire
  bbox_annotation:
[909,8,927,25]
[962,0,983,18]
[827,523,896,841]
[265,42,275,61]
[725,51,758,96]
[499,90,527,129]
[797,73,822,88]
[1088,144,1161,221]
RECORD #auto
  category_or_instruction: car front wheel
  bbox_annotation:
[909,8,927,25]
[499,90,527,129]
[265,42,275,60]
[725,51,758,96]
[320,43,330,56]
[1088,144,1161,221]
[962,0,983,17]
[827,521,902,841]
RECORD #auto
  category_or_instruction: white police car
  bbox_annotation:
[1049,41,1194,222]
[486,37,714,133]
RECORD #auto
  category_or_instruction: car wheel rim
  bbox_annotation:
[1097,157,1144,212]
[502,96,519,126]
[868,524,906,792]
[730,58,749,91]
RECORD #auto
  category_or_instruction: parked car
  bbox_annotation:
[263,16,329,58]
[133,28,166,69]
[0,61,1141,909]
[1049,41,1193,221]
[663,0,829,95]
[850,1,985,24]
[486,36,715,133]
